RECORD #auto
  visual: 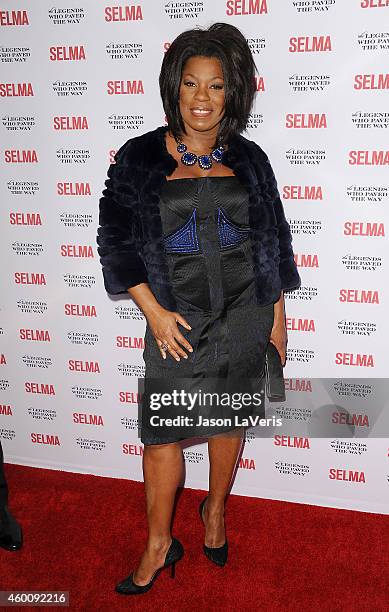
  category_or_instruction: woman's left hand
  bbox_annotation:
[269,323,287,366]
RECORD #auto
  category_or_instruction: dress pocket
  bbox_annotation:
[220,239,255,301]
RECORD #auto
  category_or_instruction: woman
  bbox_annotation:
[97,23,300,595]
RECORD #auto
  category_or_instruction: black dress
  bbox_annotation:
[140,176,274,445]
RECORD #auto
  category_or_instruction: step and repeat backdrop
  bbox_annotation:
[1,1,388,514]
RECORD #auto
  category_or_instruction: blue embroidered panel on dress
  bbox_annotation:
[217,207,250,249]
[163,207,250,254]
[163,208,199,253]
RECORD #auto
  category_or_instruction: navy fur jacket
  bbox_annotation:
[96,125,301,309]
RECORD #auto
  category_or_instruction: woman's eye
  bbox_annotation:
[183,82,224,89]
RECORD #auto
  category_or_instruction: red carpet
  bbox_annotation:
[1,463,388,611]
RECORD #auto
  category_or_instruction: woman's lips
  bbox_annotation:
[190,108,213,118]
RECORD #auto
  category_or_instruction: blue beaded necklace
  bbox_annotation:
[176,140,224,171]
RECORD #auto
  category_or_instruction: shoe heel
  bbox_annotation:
[115,538,183,595]
[170,561,176,579]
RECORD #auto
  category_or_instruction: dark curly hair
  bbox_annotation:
[159,22,257,147]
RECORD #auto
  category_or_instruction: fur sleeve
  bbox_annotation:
[96,140,148,294]
[253,142,301,293]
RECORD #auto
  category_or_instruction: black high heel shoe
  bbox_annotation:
[115,537,184,595]
[199,496,228,567]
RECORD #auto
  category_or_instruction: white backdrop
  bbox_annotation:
[1,0,388,514]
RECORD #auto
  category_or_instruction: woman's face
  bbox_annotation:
[178,55,225,137]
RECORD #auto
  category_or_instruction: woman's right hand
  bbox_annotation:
[146,306,194,361]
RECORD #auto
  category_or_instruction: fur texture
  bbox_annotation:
[97,125,301,308]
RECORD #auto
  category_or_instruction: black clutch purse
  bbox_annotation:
[264,341,286,402]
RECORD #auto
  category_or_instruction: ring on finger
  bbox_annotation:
[160,342,169,351]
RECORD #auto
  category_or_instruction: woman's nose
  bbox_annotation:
[194,85,210,101]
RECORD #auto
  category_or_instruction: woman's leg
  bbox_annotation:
[132,442,184,585]
[204,429,244,547]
